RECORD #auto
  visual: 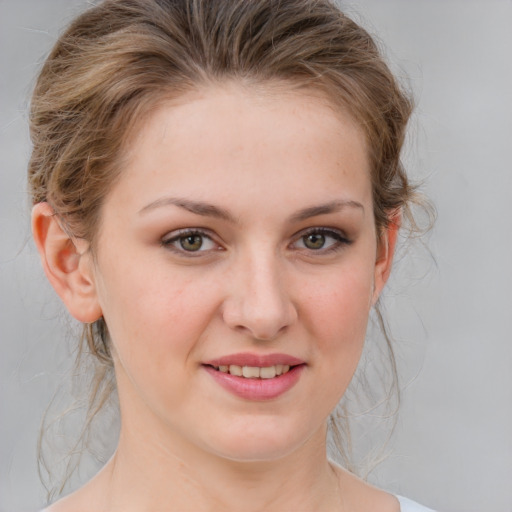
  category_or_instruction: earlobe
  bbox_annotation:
[31,202,102,323]
[371,210,401,305]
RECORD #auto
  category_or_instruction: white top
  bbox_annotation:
[41,495,435,512]
[40,496,435,512]
[397,495,436,511]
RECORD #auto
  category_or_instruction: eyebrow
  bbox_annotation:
[138,197,364,223]
[289,199,364,222]
[139,197,237,222]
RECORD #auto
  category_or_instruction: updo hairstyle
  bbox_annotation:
[28,0,422,487]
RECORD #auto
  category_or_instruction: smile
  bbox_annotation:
[209,364,292,379]
[203,354,306,400]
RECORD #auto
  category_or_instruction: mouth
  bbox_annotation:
[205,363,296,379]
[202,354,306,400]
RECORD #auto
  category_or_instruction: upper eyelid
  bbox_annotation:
[161,228,222,251]
[289,227,352,252]
[162,227,216,241]
[160,226,350,249]
[292,226,349,240]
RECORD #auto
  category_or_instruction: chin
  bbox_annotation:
[198,415,322,463]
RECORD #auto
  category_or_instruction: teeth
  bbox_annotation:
[259,366,276,379]
[229,364,243,376]
[242,366,260,378]
[215,364,294,378]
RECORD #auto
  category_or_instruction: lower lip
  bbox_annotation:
[203,364,305,401]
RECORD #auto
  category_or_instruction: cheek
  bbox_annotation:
[97,266,225,419]
[305,268,373,343]
[96,261,221,372]
[301,263,375,396]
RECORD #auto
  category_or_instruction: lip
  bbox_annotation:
[202,353,306,401]
[203,352,305,367]
[203,364,305,401]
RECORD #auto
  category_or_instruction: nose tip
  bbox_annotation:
[224,305,297,341]
[222,263,297,341]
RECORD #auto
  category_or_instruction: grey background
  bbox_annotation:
[1,1,511,511]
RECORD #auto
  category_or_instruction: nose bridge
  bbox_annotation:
[223,242,296,340]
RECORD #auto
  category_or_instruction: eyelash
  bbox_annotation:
[292,227,352,254]
[160,227,351,256]
[161,229,220,256]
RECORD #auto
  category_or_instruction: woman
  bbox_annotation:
[29,0,434,510]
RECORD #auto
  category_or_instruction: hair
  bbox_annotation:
[28,0,428,497]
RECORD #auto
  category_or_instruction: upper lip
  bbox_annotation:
[203,353,305,367]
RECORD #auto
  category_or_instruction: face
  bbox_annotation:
[88,84,393,462]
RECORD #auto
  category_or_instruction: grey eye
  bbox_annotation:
[302,233,326,250]
[293,228,350,252]
[180,234,203,251]
[162,230,217,253]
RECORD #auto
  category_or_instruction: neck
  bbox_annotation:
[96,419,343,512]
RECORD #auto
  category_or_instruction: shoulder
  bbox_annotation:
[396,495,437,512]
[38,461,111,512]
[331,464,400,511]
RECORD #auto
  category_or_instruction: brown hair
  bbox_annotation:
[29,0,425,495]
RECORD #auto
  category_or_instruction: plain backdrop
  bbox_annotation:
[1,1,511,511]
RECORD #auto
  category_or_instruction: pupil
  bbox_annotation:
[305,233,325,249]
[181,235,202,251]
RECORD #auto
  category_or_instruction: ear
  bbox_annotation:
[371,209,401,305]
[31,202,102,323]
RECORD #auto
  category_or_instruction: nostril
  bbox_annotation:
[221,270,298,339]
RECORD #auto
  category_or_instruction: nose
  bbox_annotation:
[222,252,298,341]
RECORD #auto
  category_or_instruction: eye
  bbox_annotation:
[162,229,218,254]
[302,232,327,250]
[179,234,205,251]
[292,228,350,252]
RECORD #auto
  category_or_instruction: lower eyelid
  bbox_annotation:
[161,230,216,249]
[294,229,350,246]
[161,228,350,252]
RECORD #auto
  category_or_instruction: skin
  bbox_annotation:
[33,83,400,511]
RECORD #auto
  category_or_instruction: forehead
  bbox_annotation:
[111,82,372,218]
